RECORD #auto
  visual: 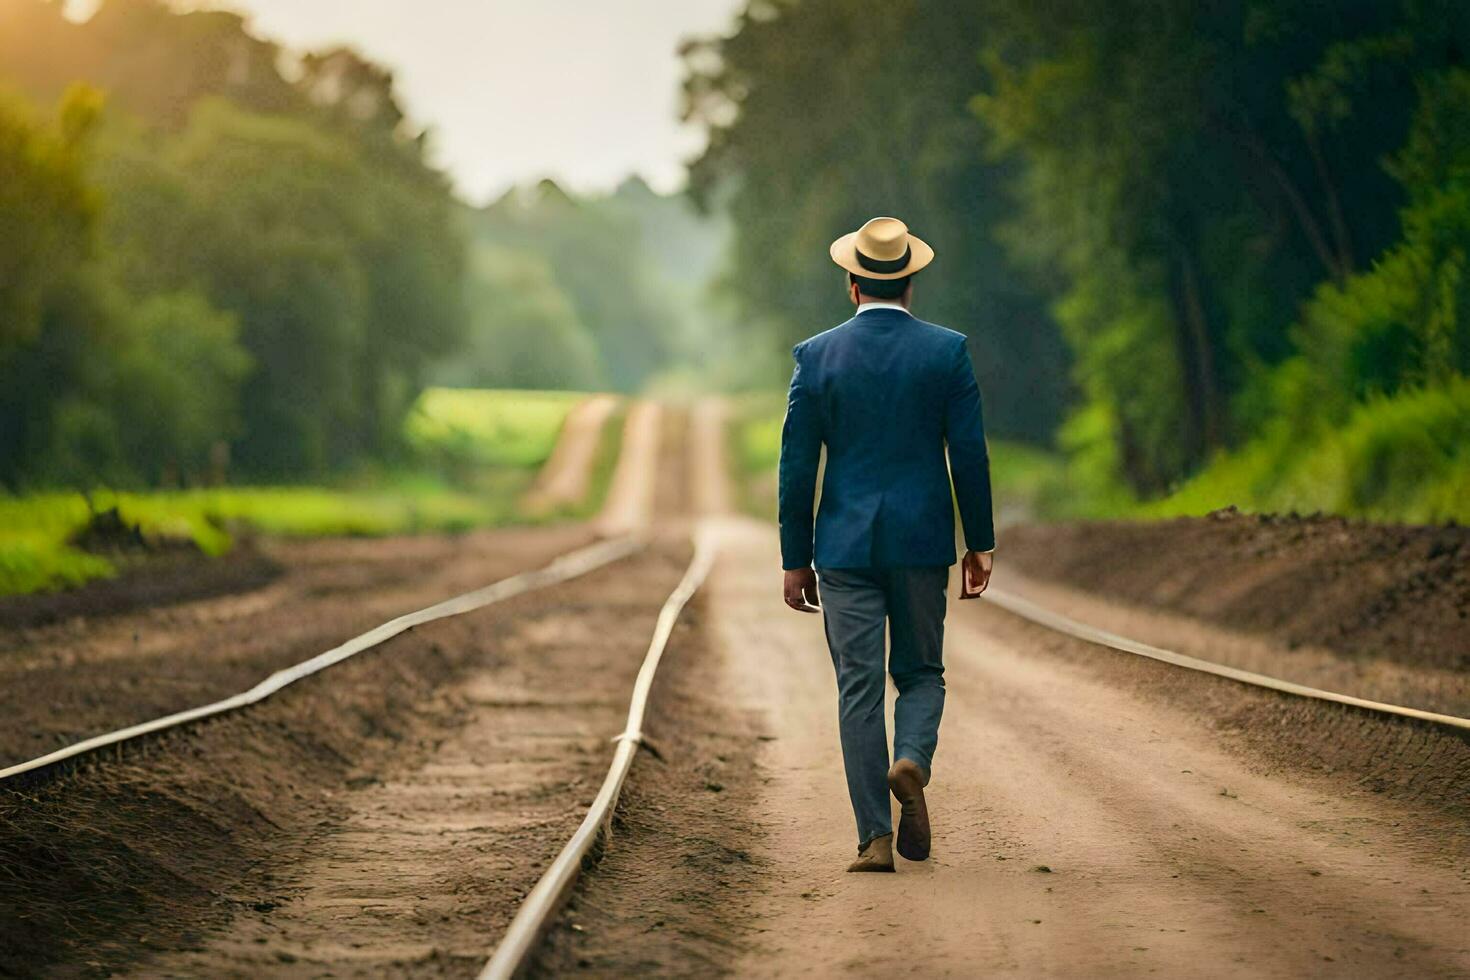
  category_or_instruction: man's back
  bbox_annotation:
[778,306,995,570]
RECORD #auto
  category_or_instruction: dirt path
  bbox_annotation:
[522,395,619,515]
[541,400,1469,977]
[596,400,662,536]
[130,542,693,979]
[990,565,1470,718]
[685,519,1469,977]
[1,394,686,976]
[689,397,733,517]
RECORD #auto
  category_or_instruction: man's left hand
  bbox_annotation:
[959,550,993,599]
[783,567,821,613]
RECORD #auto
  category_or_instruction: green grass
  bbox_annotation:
[405,387,585,468]
[728,393,786,517]
[1,388,587,597]
[1147,379,1470,524]
[561,403,627,521]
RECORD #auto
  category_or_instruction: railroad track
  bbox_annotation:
[4,517,1464,975]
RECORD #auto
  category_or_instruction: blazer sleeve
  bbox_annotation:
[777,343,822,570]
[943,338,997,553]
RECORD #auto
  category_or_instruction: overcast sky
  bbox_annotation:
[168,0,744,204]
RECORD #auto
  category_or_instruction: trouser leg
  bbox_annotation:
[885,566,948,776]
[816,567,891,850]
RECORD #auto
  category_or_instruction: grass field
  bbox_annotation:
[404,388,585,468]
[0,388,586,597]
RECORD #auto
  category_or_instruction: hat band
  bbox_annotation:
[855,243,911,275]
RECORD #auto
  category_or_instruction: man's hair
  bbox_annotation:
[849,272,912,300]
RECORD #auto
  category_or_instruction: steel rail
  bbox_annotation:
[983,586,1470,731]
[0,535,646,784]
[479,528,718,980]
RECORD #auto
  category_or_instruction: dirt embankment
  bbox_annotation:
[0,539,693,978]
[530,588,769,977]
[1003,511,1469,676]
[0,525,593,768]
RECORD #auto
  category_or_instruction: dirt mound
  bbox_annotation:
[531,591,768,977]
[0,546,281,631]
[0,539,690,977]
[0,506,274,632]
[70,506,156,553]
[1003,510,1469,674]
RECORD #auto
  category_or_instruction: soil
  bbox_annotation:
[0,540,692,978]
[0,525,594,768]
[523,394,619,515]
[527,415,1469,977]
[0,399,681,978]
[554,515,1468,978]
[1000,511,1470,674]
[529,588,768,978]
[0,544,282,632]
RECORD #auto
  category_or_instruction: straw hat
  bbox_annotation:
[829,216,934,280]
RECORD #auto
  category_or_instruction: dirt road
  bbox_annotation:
[698,520,1468,976]
[522,395,619,515]
[539,401,1470,978]
[596,401,663,536]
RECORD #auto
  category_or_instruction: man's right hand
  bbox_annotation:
[783,567,821,613]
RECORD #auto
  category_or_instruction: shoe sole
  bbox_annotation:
[888,763,930,861]
[846,861,896,873]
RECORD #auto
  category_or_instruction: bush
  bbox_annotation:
[1154,379,1470,523]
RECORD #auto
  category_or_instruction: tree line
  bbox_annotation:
[684,0,1469,509]
[447,175,727,394]
[1,0,468,486]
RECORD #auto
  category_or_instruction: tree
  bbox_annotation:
[438,246,604,391]
[0,84,99,351]
[681,0,1070,443]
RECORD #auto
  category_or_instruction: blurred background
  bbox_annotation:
[2,0,1467,596]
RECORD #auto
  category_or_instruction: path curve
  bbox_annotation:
[689,397,733,517]
[522,395,618,515]
[595,400,662,536]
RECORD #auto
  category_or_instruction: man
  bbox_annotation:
[778,216,995,873]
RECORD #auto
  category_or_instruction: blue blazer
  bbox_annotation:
[778,307,995,570]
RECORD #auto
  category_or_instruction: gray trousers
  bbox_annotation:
[816,566,948,850]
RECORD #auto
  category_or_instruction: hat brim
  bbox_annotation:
[829,231,935,279]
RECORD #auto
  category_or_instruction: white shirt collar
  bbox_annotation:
[855,301,910,316]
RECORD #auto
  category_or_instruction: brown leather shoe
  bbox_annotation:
[888,758,931,861]
[846,833,895,873]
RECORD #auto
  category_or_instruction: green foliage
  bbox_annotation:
[0,84,98,351]
[1152,379,1470,523]
[461,179,699,393]
[440,246,604,391]
[697,0,1467,523]
[0,0,466,489]
[681,0,1069,442]
[0,387,580,596]
[0,484,516,596]
[404,387,585,469]
[97,96,466,474]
